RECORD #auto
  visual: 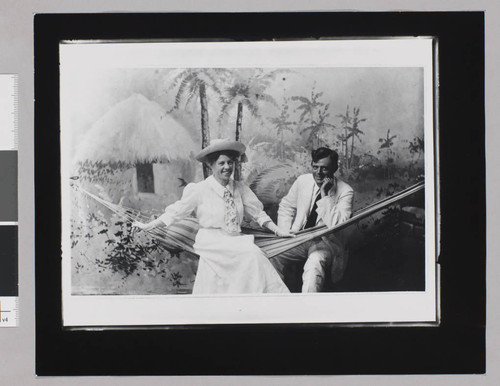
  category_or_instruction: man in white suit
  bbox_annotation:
[272,147,354,292]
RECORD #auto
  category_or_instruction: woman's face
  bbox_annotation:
[210,154,235,185]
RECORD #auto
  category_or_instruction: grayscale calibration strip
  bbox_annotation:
[0,74,19,327]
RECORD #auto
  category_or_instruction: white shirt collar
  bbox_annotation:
[207,175,235,197]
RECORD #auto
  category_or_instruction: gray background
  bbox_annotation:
[1,0,497,384]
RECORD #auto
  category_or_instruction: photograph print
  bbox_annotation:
[60,39,437,326]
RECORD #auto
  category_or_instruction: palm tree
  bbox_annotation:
[347,107,366,169]
[299,104,336,149]
[379,129,397,149]
[378,129,398,179]
[218,69,281,180]
[267,97,295,160]
[168,68,232,178]
[291,85,325,124]
[291,86,339,150]
[336,105,351,167]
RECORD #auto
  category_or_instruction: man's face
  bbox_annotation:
[312,156,335,187]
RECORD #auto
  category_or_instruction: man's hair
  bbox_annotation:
[311,147,339,170]
[205,150,240,165]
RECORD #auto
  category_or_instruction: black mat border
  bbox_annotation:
[0,225,18,297]
[35,12,485,375]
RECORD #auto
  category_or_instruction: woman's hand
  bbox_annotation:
[266,222,295,238]
[132,219,162,232]
[274,228,296,238]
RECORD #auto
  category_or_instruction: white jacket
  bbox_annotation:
[277,174,354,283]
[278,174,354,232]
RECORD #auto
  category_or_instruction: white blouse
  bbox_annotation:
[158,175,272,231]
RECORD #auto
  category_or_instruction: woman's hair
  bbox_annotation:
[205,150,240,166]
[311,147,339,171]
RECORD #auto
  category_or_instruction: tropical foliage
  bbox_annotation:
[168,69,233,178]
[71,206,196,294]
[291,86,335,149]
[378,129,398,179]
[218,69,283,180]
[267,97,296,160]
[336,105,366,171]
[70,67,425,294]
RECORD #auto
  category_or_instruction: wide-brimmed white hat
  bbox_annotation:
[195,138,246,163]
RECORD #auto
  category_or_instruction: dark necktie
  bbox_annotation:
[304,192,321,229]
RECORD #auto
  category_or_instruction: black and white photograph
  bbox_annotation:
[60,39,437,326]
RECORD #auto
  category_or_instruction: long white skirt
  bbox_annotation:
[192,228,290,294]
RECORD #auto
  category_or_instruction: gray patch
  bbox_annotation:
[0,151,17,221]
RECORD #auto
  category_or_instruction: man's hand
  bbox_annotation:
[320,177,336,197]
[274,228,296,238]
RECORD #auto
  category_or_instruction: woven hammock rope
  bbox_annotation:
[74,181,425,258]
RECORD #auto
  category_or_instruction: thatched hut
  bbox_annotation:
[73,93,199,211]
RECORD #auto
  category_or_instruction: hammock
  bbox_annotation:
[74,181,425,258]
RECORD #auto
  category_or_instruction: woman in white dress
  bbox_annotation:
[133,139,292,294]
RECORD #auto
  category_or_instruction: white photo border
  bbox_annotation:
[60,38,437,327]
